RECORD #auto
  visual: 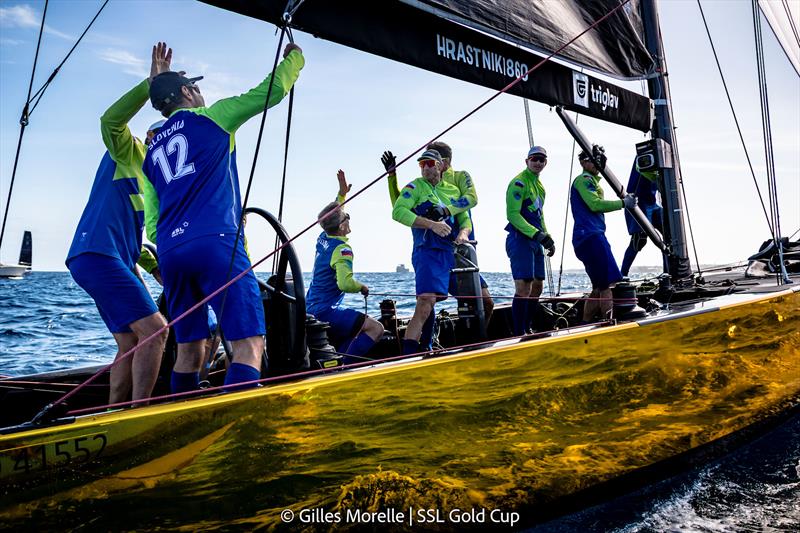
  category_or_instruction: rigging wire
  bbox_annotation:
[556,112,579,296]
[696,0,774,235]
[0,0,48,256]
[780,0,800,47]
[211,18,292,360]
[33,0,637,422]
[522,99,555,297]
[272,28,296,273]
[1,0,110,255]
[752,0,790,284]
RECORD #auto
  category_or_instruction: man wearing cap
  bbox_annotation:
[505,146,555,336]
[392,149,472,355]
[143,43,304,393]
[306,171,385,363]
[382,141,494,345]
[570,146,637,322]
[67,42,172,404]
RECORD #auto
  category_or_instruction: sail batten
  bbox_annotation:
[202,0,653,131]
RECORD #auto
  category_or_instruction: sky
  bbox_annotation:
[0,0,798,274]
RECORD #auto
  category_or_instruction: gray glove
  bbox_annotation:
[623,194,637,209]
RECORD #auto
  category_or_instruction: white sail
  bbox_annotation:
[759,0,800,76]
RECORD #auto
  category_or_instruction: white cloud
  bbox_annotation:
[0,3,72,40]
[0,38,25,46]
[97,48,148,78]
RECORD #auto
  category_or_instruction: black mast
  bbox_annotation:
[641,0,693,281]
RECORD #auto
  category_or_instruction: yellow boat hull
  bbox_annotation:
[1,288,798,529]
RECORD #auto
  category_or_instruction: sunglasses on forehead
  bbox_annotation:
[419,159,438,168]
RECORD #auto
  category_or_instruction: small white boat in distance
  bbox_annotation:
[0,231,32,278]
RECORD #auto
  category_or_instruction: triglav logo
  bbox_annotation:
[573,72,589,108]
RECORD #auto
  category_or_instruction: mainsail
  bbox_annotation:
[758,0,800,77]
[202,0,654,131]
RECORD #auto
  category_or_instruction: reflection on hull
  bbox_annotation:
[1,290,798,529]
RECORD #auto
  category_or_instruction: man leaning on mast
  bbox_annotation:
[66,43,173,404]
[143,42,304,393]
[570,146,637,322]
[382,141,494,346]
[392,149,472,355]
[306,171,385,362]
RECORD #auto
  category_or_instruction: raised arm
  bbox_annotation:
[101,42,172,163]
[205,46,304,133]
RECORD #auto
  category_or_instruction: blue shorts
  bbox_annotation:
[313,306,365,346]
[68,253,158,334]
[412,247,454,296]
[574,234,623,290]
[160,235,265,343]
[506,231,545,281]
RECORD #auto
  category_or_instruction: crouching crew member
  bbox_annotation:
[505,146,555,336]
[306,170,384,363]
[143,43,304,393]
[392,149,472,355]
[570,146,636,322]
[66,43,173,404]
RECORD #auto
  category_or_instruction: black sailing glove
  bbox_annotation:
[424,205,449,222]
[381,151,397,173]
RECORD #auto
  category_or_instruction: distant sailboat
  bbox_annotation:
[0,231,31,278]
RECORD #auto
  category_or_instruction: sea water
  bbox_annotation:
[0,272,797,531]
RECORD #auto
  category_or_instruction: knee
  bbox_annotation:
[364,317,384,338]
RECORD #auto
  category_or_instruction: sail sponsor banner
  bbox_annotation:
[203,0,653,131]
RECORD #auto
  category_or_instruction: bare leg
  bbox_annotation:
[128,312,168,402]
[175,339,207,373]
[598,288,614,319]
[362,316,385,342]
[582,289,600,322]
[109,332,137,404]
[405,294,437,342]
[481,287,494,326]
[229,335,265,372]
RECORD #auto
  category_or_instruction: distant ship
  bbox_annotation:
[0,231,32,278]
[395,263,409,273]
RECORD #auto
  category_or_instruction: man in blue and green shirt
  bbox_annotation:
[505,145,556,335]
[306,171,384,362]
[570,146,637,322]
[383,141,493,346]
[392,149,472,355]
[143,43,304,393]
[621,163,663,276]
[67,43,172,404]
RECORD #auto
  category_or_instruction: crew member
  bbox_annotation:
[306,170,384,362]
[143,43,304,393]
[570,146,637,322]
[382,141,493,344]
[66,43,172,404]
[505,146,555,335]
[621,163,663,276]
[391,149,472,354]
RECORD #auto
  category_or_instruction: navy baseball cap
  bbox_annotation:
[149,71,203,111]
[417,149,443,164]
[527,146,547,158]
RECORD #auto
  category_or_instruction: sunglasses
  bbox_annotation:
[419,160,437,169]
[528,156,547,163]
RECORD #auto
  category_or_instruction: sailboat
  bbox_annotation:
[0,231,32,278]
[1,0,798,529]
